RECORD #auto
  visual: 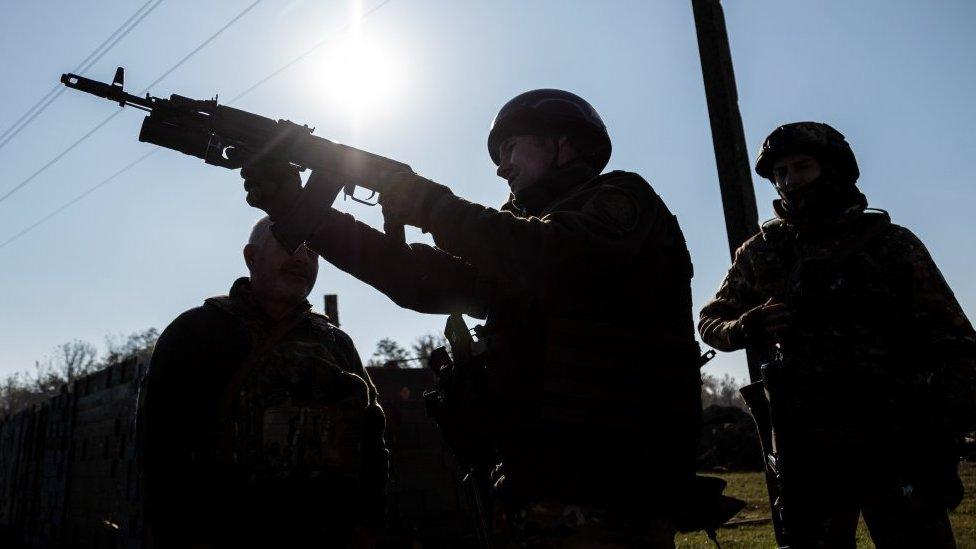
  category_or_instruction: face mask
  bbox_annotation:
[776,171,862,220]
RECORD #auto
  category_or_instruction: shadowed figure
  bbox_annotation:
[242,90,712,548]
[700,122,976,549]
[139,217,388,548]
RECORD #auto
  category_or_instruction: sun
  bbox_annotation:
[309,4,403,125]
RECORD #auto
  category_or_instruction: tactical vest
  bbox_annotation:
[533,172,699,433]
[756,211,922,434]
[489,171,701,504]
[204,295,370,500]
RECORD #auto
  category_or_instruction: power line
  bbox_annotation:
[0,149,160,249]
[0,0,265,206]
[0,111,121,203]
[0,0,156,145]
[143,0,264,93]
[0,0,399,251]
[0,0,164,154]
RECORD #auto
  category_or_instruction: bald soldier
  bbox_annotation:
[139,218,387,548]
[241,90,708,546]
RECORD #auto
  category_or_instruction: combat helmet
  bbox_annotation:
[488,89,612,172]
[755,122,859,182]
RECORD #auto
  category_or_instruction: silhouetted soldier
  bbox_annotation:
[242,90,703,546]
[700,122,976,548]
[139,217,387,548]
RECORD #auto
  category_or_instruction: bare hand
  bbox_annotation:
[241,160,302,219]
[377,171,452,229]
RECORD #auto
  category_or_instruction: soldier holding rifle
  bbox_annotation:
[244,90,706,547]
[699,122,976,548]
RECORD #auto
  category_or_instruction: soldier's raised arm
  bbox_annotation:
[306,208,489,318]
[378,169,672,291]
[241,161,489,318]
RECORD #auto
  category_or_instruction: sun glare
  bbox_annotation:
[309,2,403,126]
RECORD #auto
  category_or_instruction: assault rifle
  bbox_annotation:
[61,67,411,249]
[739,355,794,549]
[424,314,494,548]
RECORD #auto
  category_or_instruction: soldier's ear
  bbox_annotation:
[555,135,579,167]
[243,244,257,270]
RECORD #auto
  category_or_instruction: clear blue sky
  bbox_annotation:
[1,0,973,384]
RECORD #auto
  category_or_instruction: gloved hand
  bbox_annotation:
[736,297,792,345]
[241,160,303,220]
[377,171,453,230]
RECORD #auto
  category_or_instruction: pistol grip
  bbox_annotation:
[271,169,344,253]
[383,221,405,243]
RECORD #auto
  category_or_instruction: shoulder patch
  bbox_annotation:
[592,188,639,231]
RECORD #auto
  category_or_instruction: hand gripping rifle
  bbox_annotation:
[61,67,411,249]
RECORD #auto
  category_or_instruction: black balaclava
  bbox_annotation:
[773,159,866,224]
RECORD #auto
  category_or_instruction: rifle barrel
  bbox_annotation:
[60,73,153,111]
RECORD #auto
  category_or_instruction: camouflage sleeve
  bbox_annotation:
[306,209,488,318]
[424,173,663,290]
[333,328,389,533]
[890,227,976,434]
[698,240,765,352]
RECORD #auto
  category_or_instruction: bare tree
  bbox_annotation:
[701,373,746,410]
[103,328,159,366]
[366,338,411,368]
[701,374,720,408]
[51,340,98,384]
[717,373,744,408]
[0,339,98,415]
[411,333,448,370]
[0,372,35,415]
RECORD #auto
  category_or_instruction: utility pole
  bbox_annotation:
[324,294,339,326]
[691,0,759,262]
[691,0,763,382]
[692,5,789,547]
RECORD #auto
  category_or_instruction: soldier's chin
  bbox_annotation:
[508,174,531,194]
[276,277,312,301]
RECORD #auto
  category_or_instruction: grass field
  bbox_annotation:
[676,462,975,548]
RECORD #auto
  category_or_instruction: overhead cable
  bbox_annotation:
[0,0,265,205]
[0,149,160,249]
[0,0,397,250]
[0,0,165,154]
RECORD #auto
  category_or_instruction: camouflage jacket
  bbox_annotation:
[141,277,388,543]
[307,163,702,508]
[699,205,976,445]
